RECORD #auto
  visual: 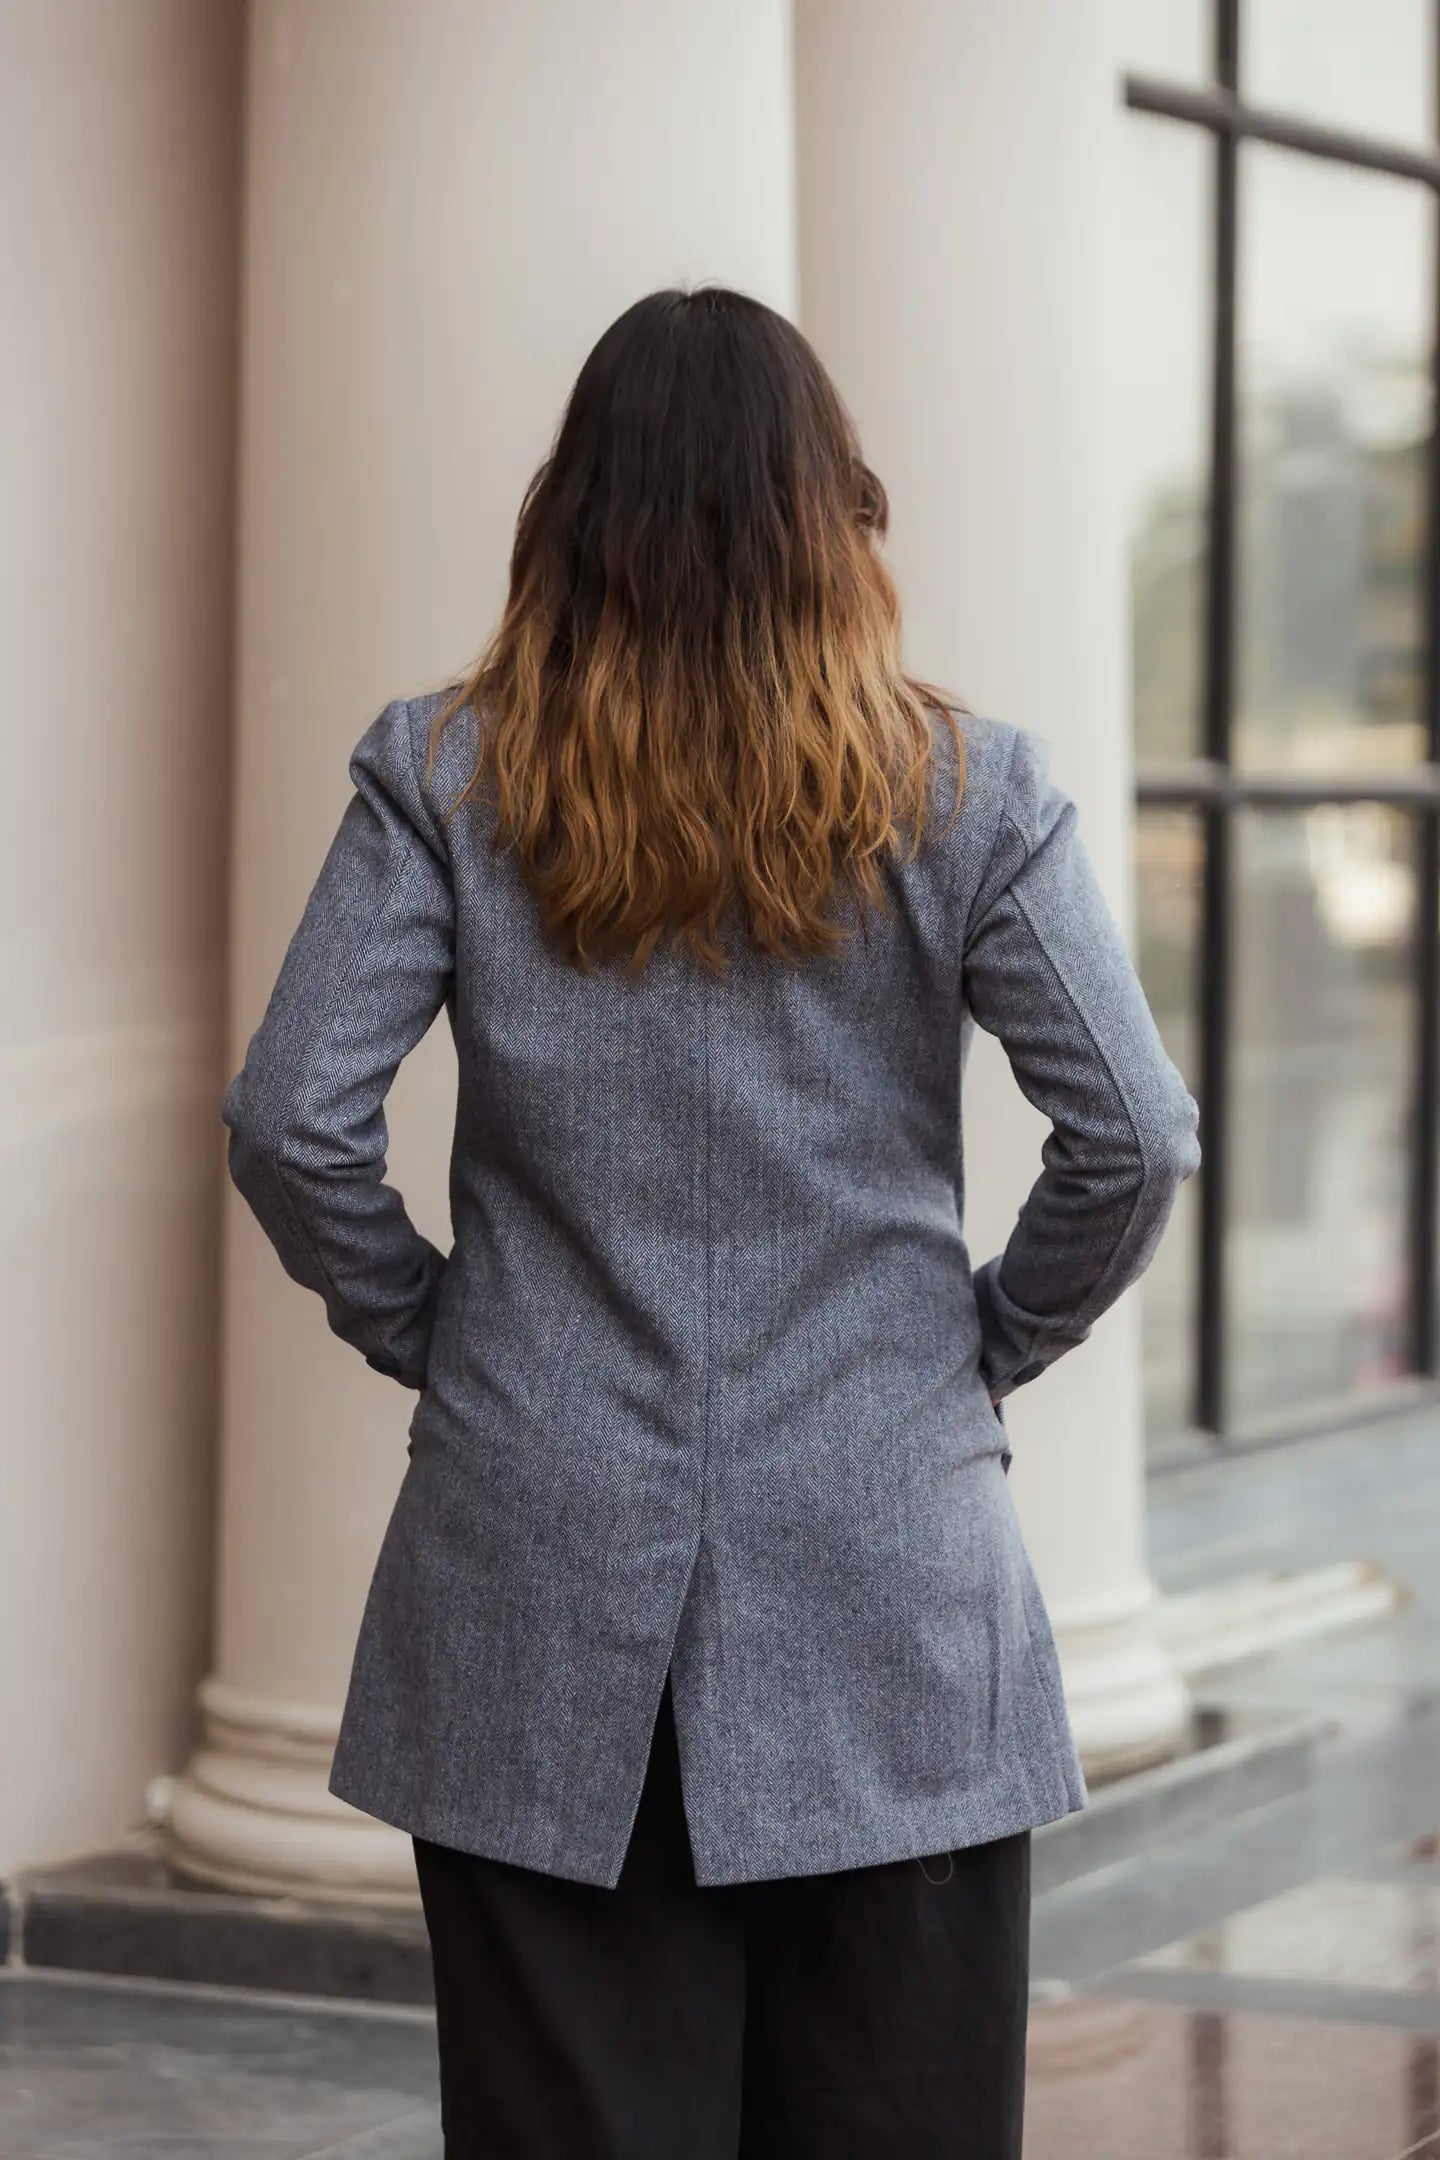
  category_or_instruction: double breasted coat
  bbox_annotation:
[222,688,1201,1889]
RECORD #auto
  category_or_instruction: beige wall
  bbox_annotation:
[0,0,244,1867]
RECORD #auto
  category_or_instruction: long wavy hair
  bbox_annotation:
[428,286,964,975]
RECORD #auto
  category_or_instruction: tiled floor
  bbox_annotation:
[0,1972,442,2159]
[1027,1808,1440,2159]
[1027,1992,1439,2160]
[1021,1399,1440,2159]
[1132,1872,1440,1995]
[7,1948,1440,2160]
[5,1405,1440,2156]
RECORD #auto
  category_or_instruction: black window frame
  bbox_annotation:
[1128,0,1440,1454]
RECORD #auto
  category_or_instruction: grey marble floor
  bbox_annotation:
[0,1970,441,2159]
[1024,1403,1440,2158]
[1033,1400,1440,1990]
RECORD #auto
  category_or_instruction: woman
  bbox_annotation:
[223,285,1200,2157]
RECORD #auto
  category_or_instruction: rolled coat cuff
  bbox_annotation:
[361,1246,448,1389]
[972,1254,1087,1402]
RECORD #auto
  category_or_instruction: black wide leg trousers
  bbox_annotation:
[412,1677,1030,2158]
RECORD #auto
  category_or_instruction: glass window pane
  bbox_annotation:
[1244,0,1433,149]
[1227,804,1417,1428]
[1127,118,1213,765]
[1234,147,1432,775]
[1117,0,1211,83]
[1136,809,1203,1445]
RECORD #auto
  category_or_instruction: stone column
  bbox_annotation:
[795,0,1189,1774]
[0,0,242,1873]
[166,0,796,1898]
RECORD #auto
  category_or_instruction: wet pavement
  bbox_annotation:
[1028,1774,1440,2159]
[0,1971,441,2159]
[1023,1400,1440,2159]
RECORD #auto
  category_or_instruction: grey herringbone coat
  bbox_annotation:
[223,689,1200,1888]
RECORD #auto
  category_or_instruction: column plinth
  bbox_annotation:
[167,1681,416,1902]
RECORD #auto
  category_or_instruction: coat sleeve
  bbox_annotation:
[963,725,1201,1404]
[221,697,454,1389]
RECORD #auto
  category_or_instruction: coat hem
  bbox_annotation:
[327,1757,1089,1893]
[686,1771,1088,1887]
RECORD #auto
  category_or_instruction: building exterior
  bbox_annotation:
[3,0,1424,1898]
[1126,0,1440,1457]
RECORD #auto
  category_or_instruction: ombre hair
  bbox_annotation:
[428,286,964,975]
